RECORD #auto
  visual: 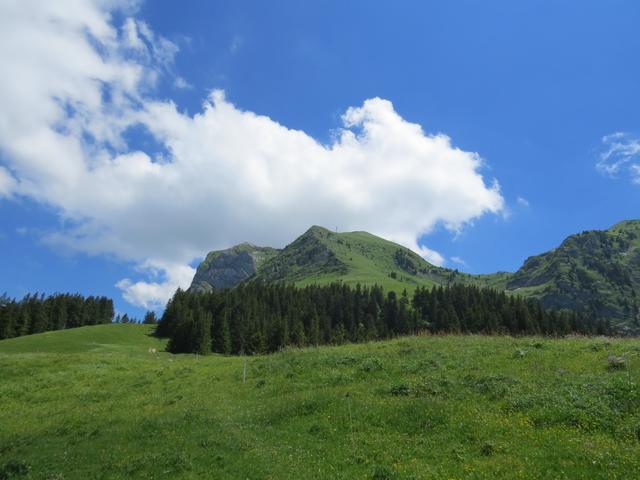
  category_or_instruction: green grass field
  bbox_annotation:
[2,325,640,479]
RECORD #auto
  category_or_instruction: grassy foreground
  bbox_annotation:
[1,325,640,479]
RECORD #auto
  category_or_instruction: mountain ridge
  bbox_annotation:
[504,220,640,324]
[189,220,640,325]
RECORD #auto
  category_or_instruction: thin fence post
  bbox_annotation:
[347,393,355,454]
[243,353,247,384]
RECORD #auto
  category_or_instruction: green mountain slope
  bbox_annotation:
[505,220,640,324]
[192,226,460,293]
[190,221,640,325]
[2,326,640,478]
[254,225,458,291]
[191,226,509,293]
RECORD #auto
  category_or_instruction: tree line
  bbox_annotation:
[0,293,114,340]
[113,311,158,325]
[157,283,610,355]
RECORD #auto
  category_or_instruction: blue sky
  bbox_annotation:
[1,1,639,317]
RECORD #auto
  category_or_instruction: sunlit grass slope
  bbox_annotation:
[257,226,510,294]
[1,325,640,479]
[0,323,163,354]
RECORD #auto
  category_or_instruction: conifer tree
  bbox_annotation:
[222,317,232,354]
[194,309,212,355]
[143,311,158,324]
[291,319,306,347]
[156,281,607,355]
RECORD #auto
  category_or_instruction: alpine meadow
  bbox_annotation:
[2,1,640,479]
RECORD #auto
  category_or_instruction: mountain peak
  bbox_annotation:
[303,225,333,237]
[230,241,259,251]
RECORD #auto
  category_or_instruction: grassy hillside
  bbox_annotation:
[0,324,162,354]
[2,325,640,479]
[255,226,489,293]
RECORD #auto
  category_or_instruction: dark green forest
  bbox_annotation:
[157,283,610,355]
[0,293,114,340]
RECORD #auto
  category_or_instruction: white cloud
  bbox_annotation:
[122,17,146,51]
[173,76,192,90]
[116,261,195,309]
[516,196,530,207]
[0,0,505,308]
[0,166,15,197]
[597,132,640,184]
[450,256,467,267]
[417,246,445,267]
[632,165,640,185]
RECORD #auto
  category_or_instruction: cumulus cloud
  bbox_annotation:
[0,166,15,197]
[417,246,446,267]
[173,76,192,90]
[116,261,196,309]
[0,0,505,307]
[450,256,467,267]
[597,132,640,184]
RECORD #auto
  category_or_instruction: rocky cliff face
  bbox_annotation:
[189,243,280,292]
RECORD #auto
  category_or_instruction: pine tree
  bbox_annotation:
[156,281,605,355]
[332,323,347,344]
[194,309,212,355]
[167,309,194,353]
[269,316,289,352]
[222,317,232,354]
[29,300,48,334]
[291,319,306,347]
[308,311,321,346]
[143,311,158,324]
[0,301,15,339]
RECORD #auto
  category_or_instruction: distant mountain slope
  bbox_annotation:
[254,225,456,291]
[505,220,640,324]
[189,220,640,325]
[190,243,280,292]
[261,226,512,291]
[192,226,508,294]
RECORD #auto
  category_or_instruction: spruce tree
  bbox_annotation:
[194,309,212,355]
[143,311,158,324]
[216,314,232,355]
[291,319,306,347]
